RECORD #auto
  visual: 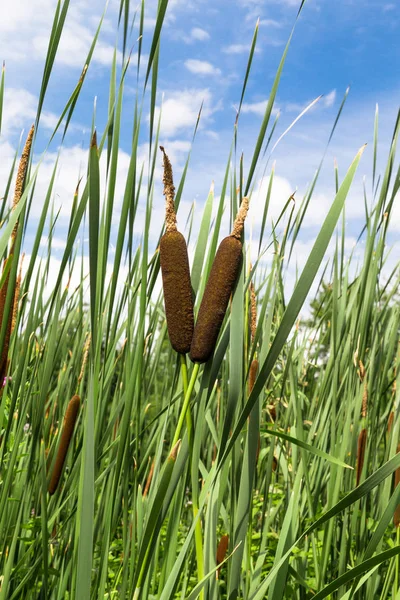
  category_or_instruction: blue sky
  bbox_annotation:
[0,0,399,294]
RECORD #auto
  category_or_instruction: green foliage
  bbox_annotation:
[0,1,399,599]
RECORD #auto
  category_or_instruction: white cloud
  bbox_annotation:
[260,18,282,28]
[286,89,336,113]
[0,87,60,137]
[0,0,120,68]
[153,88,218,137]
[189,27,210,41]
[184,59,221,77]
[323,89,336,108]
[223,44,254,55]
[241,100,280,117]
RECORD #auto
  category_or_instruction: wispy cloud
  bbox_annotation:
[152,88,219,137]
[0,0,120,68]
[241,100,280,117]
[286,90,337,113]
[260,18,282,28]
[222,43,257,55]
[184,59,221,76]
[189,27,210,41]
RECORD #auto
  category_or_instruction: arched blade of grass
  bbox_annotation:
[261,427,352,469]
[218,144,365,473]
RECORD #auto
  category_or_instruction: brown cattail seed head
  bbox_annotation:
[248,358,258,395]
[356,428,367,487]
[361,380,368,419]
[160,146,177,233]
[160,231,194,354]
[190,235,242,363]
[216,534,229,578]
[388,411,394,435]
[250,281,257,344]
[48,395,80,495]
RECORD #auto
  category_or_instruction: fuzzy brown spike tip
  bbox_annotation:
[356,428,367,487]
[48,395,81,495]
[160,146,177,233]
[13,124,34,211]
[190,235,242,363]
[160,231,194,354]
[248,358,259,395]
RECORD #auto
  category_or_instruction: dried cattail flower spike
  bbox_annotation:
[159,147,194,354]
[48,395,80,495]
[190,197,249,364]
[356,428,367,487]
[0,127,34,380]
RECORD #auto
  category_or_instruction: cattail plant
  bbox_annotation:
[159,147,194,354]
[248,279,258,395]
[48,395,81,495]
[190,196,249,363]
[356,380,368,486]
[216,534,229,579]
[0,126,34,380]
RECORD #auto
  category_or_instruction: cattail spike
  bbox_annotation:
[48,395,81,495]
[231,196,249,239]
[250,280,257,344]
[143,459,155,497]
[160,146,177,233]
[388,411,394,435]
[190,236,243,363]
[12,124,34,212]
[216,535,229,579]
[159,147,194,354]
[170,439,181,460]
[11,254,24,334]
[361,380,368,419]
[78,333,91,384]
[248,358,258,395]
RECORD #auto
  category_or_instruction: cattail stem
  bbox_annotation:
[180,354,204,599]
[172,363,199,448]
[48,395,80,495]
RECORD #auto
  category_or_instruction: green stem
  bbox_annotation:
[172,361,199,447]
[179,355,204,600]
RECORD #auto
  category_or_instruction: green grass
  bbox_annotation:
[0,1,400,599]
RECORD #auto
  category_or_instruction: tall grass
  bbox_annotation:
[0,1,399,599]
